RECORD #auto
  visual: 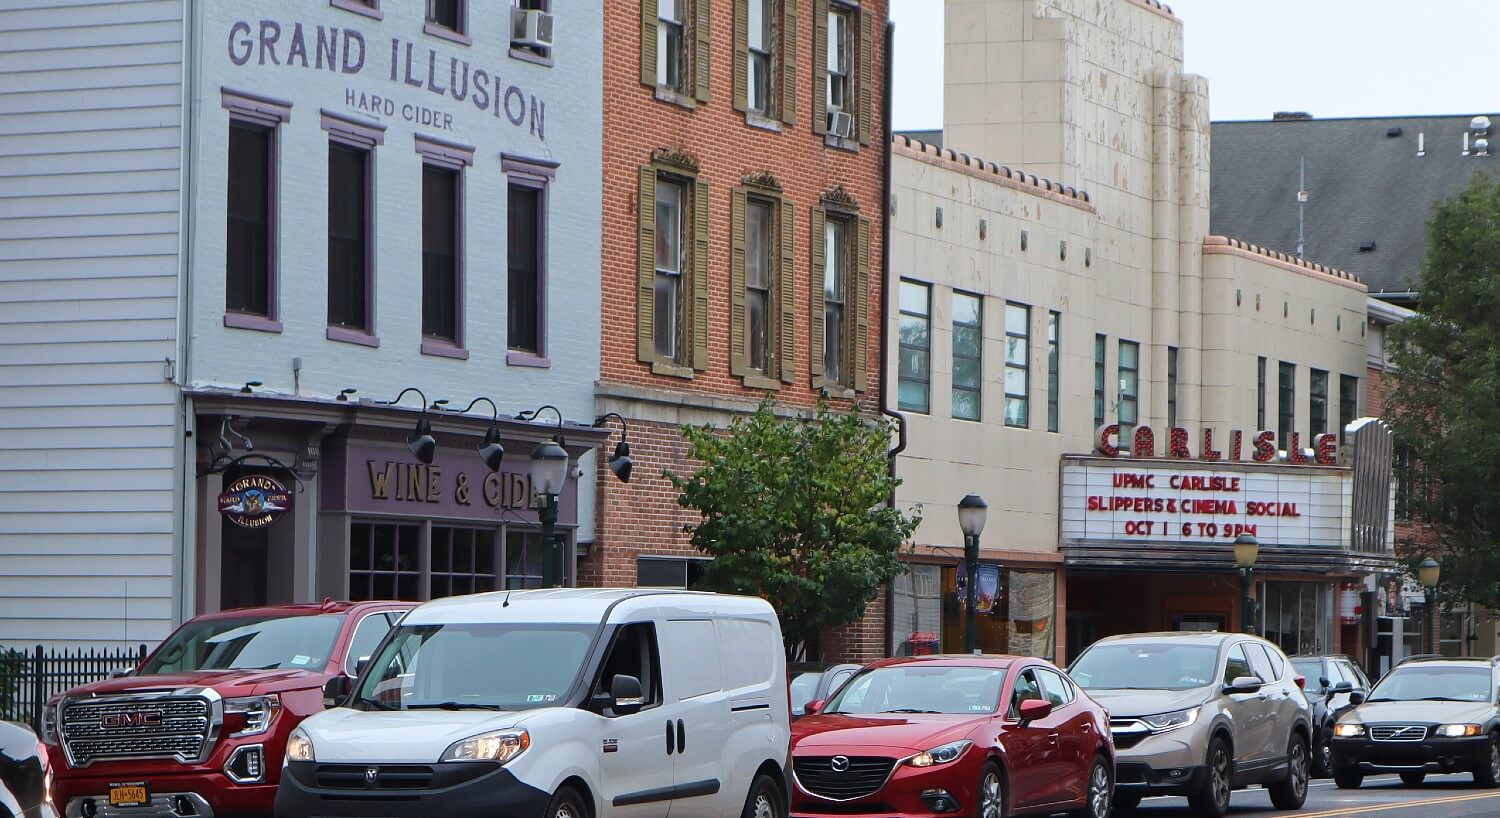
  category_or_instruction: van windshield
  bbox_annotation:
[354,623,596,711]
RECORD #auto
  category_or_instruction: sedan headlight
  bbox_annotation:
[1140,707,1199,734]
[225,695,280,737]
[1333,723,1365,738]
[906,740,972,767]
[285,727,315,763]
[1436,723,1482,738]
[441,729,530,764]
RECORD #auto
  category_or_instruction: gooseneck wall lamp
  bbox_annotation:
[594,413,634,483]
[377,388,442,465]
[452,397,506,472]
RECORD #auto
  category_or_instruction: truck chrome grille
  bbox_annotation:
[1370,724,1428,742]
[60,696,213,765]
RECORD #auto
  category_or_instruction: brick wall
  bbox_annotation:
[591,0,890,662]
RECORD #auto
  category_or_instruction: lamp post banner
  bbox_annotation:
[323,442,578,526]
[1061,457,1352,549]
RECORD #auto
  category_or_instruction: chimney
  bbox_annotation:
[1272,112,1313,122]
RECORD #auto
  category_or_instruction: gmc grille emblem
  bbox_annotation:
[830,756,850,773]
[100,711,164,728]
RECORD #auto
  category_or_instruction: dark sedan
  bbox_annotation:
[1291,654,1370,777]
[0,721,53,818]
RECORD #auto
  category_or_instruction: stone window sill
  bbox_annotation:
[651,360,695,379]
[654,86,697,110]
[824,133,861,153]
[424,22,471,47]
[745,112,782,132]
[507,351,551,368]
[741,373,782,391]
[510,46,553,67]
[421,338,470,359]
[327,326,379,347]
[224,313,282,333]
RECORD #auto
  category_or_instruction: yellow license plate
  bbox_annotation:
[108,785,149,808]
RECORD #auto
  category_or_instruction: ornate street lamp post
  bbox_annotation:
[957,494,989,655]
[1234,534,1260,635]
[1419,557,1441,654]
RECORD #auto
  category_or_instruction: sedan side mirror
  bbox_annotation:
[1349,690,1366,706]
[1331,681,1354,696]
[1223,676,1263,695]
[1318,676,1331,691]
[609,674,645,717]
[804,699,826,715]
[322,675,353,708]
[1018,699,1053,725]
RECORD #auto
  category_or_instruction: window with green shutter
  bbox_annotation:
[736,0,798,125]
[642,0,711,105]
[636,149,709,376]
[813,0,871,146]
[731,175,794,386]
[810,193,867,392]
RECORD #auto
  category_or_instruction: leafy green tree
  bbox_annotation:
[1386,174,1500,608]
[668,397,921,658]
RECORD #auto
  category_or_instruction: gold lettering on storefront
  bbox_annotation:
[367,460,532,509]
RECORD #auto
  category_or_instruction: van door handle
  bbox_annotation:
[677,719,686,752]
[666,721,675,755]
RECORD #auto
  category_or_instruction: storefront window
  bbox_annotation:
[348,521,570,600]
[1441,608,1473,657]
[938,565,1056,659]
[349,521,421,601]
[505,530,546,589]
[891,564,944,656]
[1257,581,1332,656]
[430,526,497,598]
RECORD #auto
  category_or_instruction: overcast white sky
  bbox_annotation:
[891,0,1500,129]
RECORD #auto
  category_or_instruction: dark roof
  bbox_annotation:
[1211,114,1500,299]
[897,129,943,149]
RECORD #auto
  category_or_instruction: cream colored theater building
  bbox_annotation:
[882,0,1395,665]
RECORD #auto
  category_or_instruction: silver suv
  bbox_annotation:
[1069,632,1312,816]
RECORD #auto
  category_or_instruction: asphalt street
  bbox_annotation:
[1126,774,1500,818]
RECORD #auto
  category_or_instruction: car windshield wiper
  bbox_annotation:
[879,708,942,714]
[355,697,399,711]
[1414,696,1475,702]
[1364,697,1397,702]
[407,701,506,711]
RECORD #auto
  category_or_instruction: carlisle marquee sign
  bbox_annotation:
[1061,425,1353,550]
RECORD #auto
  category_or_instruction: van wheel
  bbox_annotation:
[546,785,587,818]
[741,774,786,818]
[1186,736,1232,818]
[1267,732,1309,809]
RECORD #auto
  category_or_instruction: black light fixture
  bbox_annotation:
[517,405,575,588]
[336,388,357,401]
[957,494,989,655]
[241,381,262,394]
[378,388,437,465]
[594,413,634,483]
[454,397,506,472]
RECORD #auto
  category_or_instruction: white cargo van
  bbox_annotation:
[275,588,790,818]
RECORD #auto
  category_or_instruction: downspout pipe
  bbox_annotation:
[880,19,905,472]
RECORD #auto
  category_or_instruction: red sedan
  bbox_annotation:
[791,655,1114,818]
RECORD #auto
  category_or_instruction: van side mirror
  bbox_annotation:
[323,675,353,708]
[804,699,826,715]
[1349,690,1366,706]
[609,674,645,716]
[1331,681,1354,696]
[1018,699,1053,725]
[1223,676,1263,695]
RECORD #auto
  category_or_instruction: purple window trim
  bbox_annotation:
[504,173,548,359]
[220,87,292,126]
[415,133,475,169]
[509,47,553,68]
[500,153,559,179]
[327,326,380,347]
[506,351,551,368]
[225,313,284,333]
[422,338,470,360]
[321,109,387,148]
[330,0,382,20]
[423,22,472,47]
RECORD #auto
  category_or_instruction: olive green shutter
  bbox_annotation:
[781,0,798,125]
[695,0,713,102]
[811,0,828,135]
[778,201,797,383]
[808,206,826,379]
[692,178,711,370]
[729,189,748,376]
[641,0,659,87]
[636,168,658,362]
[733,0,749,113]
[853,215,870,391]
[857,7,872,145]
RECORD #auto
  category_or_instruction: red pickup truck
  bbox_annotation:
[39,600,411,818]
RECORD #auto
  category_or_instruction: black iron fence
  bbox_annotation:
[1,644,148,728]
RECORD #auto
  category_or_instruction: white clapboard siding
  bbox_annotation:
[0,0,184,650]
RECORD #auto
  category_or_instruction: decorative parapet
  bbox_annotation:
[892,134,1097,213]
[1202,235,1367,292]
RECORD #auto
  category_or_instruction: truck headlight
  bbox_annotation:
[285,727,315,763]
[440,729,530,764]
[1436,724,1482,738]
[39,700,60,745]
[1333,723,1365,737]
[1141,707,1200,734]
[907,740,972,767]
[225,695,280,737]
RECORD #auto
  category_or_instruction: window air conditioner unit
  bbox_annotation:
[511,9,555,49]
[828,110,855,139]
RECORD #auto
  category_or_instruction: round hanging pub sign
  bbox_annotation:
[218,475,292,528]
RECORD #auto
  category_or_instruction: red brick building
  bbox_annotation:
[584,0,890,661]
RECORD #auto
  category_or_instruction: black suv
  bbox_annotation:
[1290,655,1371,777]
[1330,656,1500,788]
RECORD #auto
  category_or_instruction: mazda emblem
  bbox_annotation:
[831,755,850,773]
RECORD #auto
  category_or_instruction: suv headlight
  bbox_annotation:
[441,729,530,764]
[906,740,972,767]
[285,727,315,763]
[1141,707,1199,734]
[1437,724,1482,738]
[1333,723,1365,737]
[225,695,280,737]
